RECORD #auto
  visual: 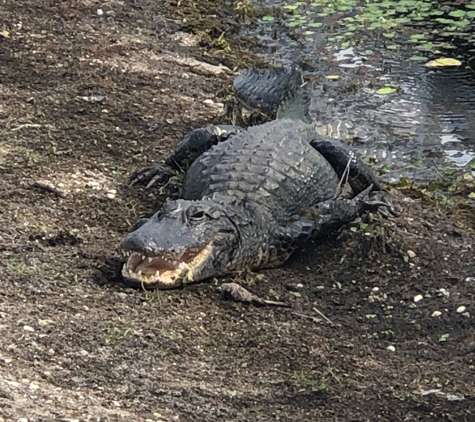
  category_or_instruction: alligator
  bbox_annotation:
[121,66,390,289]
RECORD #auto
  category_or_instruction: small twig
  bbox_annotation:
[334,153,353,199]
[291,312,321,322]
[312,306,336,326]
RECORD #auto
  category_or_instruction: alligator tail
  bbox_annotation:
[233,65,311,123]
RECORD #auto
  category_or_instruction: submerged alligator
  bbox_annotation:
[121,66,389,289]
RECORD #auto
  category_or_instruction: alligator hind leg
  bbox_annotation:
[309,136,381,194]
[274,186,392,255]
[130,124,244,187]
[305,185,391,236]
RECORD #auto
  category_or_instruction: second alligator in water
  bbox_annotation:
[121,66,389,289]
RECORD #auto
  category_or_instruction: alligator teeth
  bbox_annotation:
[155,270,160,276]
[141,255,146,261]
[172,260,177,266]
[148,257,153,264]
[137,270,142,277]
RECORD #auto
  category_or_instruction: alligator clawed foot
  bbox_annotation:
[129,163,175,188]
[366,191,398,218]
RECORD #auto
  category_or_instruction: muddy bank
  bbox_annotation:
[0,1,474,421]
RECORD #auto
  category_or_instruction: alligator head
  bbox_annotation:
[121,199,240,289]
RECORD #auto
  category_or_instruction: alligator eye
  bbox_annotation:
[189,210,206,221]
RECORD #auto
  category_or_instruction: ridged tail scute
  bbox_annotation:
[233,65,307,116]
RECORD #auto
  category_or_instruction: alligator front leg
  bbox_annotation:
[130,124,245,187]
[309,136,381,194]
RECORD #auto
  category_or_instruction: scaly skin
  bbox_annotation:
[121,67,388,289]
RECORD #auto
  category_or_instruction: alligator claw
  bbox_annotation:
[366,191,398,217]
[129,163,175,188]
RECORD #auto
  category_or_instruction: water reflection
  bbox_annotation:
[240,3,475,183]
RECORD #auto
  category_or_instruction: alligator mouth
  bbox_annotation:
[121,244,213,289]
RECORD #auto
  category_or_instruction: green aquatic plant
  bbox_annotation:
[273,0,475,57]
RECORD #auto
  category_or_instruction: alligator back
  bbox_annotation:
[182,119,340,222]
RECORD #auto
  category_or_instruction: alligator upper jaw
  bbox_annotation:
[121,244,214,289]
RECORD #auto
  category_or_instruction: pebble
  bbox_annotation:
[407,250,416,258]
[439,288,450,298]
[96,8,104,16]
[23,325,35,332]
[387,345,396,352]
[456,306,466,313]
[414,294,423,303]
[431,311,442,317]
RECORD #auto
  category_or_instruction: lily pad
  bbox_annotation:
[409,55,427,61]
[262,15,275,21]
[448,10,466,18]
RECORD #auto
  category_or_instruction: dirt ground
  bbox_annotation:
[1,1,475,421]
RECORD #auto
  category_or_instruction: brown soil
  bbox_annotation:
[1,1,475,421]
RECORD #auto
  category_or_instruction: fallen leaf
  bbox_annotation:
[0,30,10,38]
[376,86,398,95]
[425,58,462,68]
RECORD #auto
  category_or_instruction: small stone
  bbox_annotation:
[387,345,396,352]
[414,294,423,303]
[23,325,35,332]
[372,287,380,292]
[8,381,20,388]
[439,288,450,298]
[456,306,466,313]
[96,8,104,16]
[407,250,416,258]
[431,311,442,317]
[203,99,215,106]
[166,118,174,124]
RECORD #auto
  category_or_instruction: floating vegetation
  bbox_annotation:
[269,0,475,57]
[376,86,398,95]
[425,57,463,67]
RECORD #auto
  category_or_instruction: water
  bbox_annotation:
[238,1,475,183]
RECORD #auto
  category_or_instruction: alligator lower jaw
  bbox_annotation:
[121,244,213,290]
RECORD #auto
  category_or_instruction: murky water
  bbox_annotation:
[240,1,475,183]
